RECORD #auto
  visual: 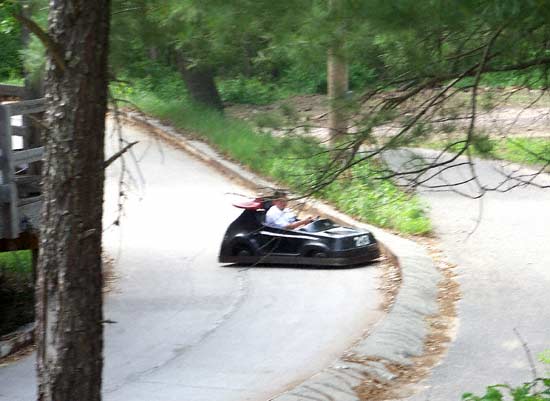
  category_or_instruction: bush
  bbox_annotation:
[114,63,187,103]
[472,133,495,155]
[218,76,287,105]
[279,63,327,94]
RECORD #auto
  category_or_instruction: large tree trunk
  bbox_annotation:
[36,1,111,401]
[176,53,224,112]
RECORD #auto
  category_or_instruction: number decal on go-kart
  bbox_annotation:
[354,235,370,247]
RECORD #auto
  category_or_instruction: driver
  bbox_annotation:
[265,191,314,230]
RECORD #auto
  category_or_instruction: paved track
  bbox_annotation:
[0,122,383,401]
[388,149,550,401]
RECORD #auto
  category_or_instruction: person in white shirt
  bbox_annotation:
[265,191,314,230]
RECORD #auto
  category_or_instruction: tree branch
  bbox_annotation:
[12,11,66,72]
[104,141,139,169]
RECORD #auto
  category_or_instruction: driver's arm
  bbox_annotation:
[284,216,314,230]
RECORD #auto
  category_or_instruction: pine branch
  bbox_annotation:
[12,11,66,73]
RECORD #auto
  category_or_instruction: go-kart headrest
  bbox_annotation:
[232,197,264,211]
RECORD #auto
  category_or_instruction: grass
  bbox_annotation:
[0,75,24,86]
[113,83,431,235]
[0,251,32,275]
[490,138,550,165]
[424,136,550,167]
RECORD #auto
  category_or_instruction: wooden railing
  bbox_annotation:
[0,84,44,240]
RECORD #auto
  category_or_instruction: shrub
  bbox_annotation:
[218,76,287,105]
[472,133,495,155]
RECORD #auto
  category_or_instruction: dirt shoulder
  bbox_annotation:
[226,90,550,140]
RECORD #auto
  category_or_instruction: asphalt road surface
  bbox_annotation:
[0,122,383,401]
[387,149,550,401]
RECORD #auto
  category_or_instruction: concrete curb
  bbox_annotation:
[119,110,442,400]
[0,323,34,359]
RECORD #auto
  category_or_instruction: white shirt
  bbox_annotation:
[265,205,297,228]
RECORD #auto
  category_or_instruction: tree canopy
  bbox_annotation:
[108,0,550,195]
[3,0,549,193]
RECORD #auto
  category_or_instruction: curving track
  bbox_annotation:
[386,149,550,401]
[0,122,383,401]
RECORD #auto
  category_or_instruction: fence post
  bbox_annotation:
[0,104,19,238]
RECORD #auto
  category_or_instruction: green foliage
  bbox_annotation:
[278,62,327,94]
[108,0,550,115]
[458,70,548,90]
[121,83,431,234]
[344,0,550,99]
[494,138,550,165]
[0,250,32,275]
[0,2,23,79]
[472,133,495,154]
[218,76,289,105]
[21,34,45,85]
[319,163,431,233]
[349,63,380,89]
[462,379,550,401]
[426,137,550,167]
[117,62,188,102]
[250,111,286,131]
[0,251,33,336]
[5,0,50,85]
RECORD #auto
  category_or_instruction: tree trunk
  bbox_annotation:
[176,53,224,112]
[36,1,110,401]
[148,46,159,61]
[327,47,348,145]
[327,0,349,147]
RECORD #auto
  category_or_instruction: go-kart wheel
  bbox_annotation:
[234,245,253,257]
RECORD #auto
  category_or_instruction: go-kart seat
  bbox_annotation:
[258,199,273,225]
[262,199,273,211]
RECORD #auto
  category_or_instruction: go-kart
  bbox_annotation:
[218,197,380,267]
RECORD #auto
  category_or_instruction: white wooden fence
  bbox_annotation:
[0,84,44,240]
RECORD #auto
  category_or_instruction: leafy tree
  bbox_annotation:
[110,0,322,109]
[112,0,253,110]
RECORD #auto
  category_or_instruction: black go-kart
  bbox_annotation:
[218,197,381,267]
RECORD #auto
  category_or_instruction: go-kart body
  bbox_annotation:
[218,198,380,267]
